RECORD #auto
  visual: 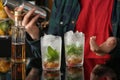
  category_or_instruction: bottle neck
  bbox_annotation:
[15,19,22,27]
[12,11,25,44]
[14,11,22,27]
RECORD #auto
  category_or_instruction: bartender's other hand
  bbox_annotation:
[90,36,117,56]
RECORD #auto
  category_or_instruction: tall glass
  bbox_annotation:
[41,35,62,71]
[64,31,85,67]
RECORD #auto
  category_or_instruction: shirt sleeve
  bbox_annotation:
[25,24,48,58]
[26,33,41,58]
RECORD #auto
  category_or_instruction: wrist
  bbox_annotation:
[30,34,40,41]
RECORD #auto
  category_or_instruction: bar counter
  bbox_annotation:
[0,58,119,80]
[0,36,120,80]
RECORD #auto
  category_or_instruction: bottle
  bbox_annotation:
[11,11,26,63]
[2,0,47,19]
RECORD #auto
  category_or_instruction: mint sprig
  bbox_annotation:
[46,46,59,62]
[66,44,83,55]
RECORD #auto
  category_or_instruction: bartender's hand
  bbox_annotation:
[4,6,41,40]
[89,36,117,56]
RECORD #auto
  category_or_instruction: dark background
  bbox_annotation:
[0,37,32,57]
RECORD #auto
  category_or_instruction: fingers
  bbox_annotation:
[89,36,100,52]
[41,21,49,28]
[14,6,24,12]
[27,14,40,27]
[24,14,40,40]
[89,36,106,56]
[22,8,36,26]
[4,6,24,20]
[4,6,14,20]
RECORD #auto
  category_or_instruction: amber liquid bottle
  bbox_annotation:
[11,11,26,63]
[11,11,26,80]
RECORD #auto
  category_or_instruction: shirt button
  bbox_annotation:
[60,21,63,25]
[71,20,75,24]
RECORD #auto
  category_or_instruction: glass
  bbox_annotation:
[64,31,85,67]
[41,35,62,71]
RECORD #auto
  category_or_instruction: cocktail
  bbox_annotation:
[41,35,61,71]
[64,31,85,67]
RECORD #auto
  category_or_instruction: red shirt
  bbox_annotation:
[76,0,114,59]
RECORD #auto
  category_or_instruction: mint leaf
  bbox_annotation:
[46,46,59,62]
[66,44,83,55]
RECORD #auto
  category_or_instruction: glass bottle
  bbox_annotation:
[11,11,26,63]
